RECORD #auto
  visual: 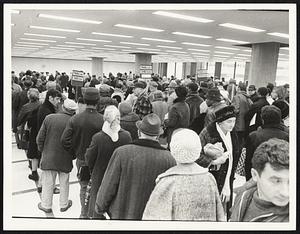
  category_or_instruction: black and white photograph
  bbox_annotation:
[3,2,297,231]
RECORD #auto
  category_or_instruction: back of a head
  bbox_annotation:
[267,83,274,94]
[261,105,282,125]
[175,86,188,99]
[46,89,61,100]
[27,88,39,102]
[252,138,289,175]
[46,81,56,90]
[187,82,199,92]
[258,87,268,97]
[238,82,247,92]
[103,105,120,123]
[274,86,286,99]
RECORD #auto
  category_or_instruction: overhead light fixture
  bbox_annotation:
[216,38,249,44]
[172,32,211,38]
[215,46,240,51]
[219,23,265,32]
[104,45,131,49]
[165,50,187,54]
[122,49,145,53]
[114,24,163,32]
[24,33,66,39]
[233,57,248,59]
[279,53,289,56]
[137,47,160,51]
[157,45,182,49]
[92,47,116,51]
[76,38,111,43]
[13,47,38,50]
[65,42,96,46]
[38,13,102,24]
[267,32,289,39]
[213,54,230,58]
[11,23,15,26]
[153,11,213,23]
[214,51,234,55]
[29,25,80,33]
[187,48,210,52]
[182,42,211,47]
[191,52,210,56]
[243,49,252,52]
[17,41,49,46]
[92,32,133,38]
[11,10,20,14]
[141,37,176,43]
[280,47,289,50]
[20,38,56,43]
[120,42,150,46]
[56,45,84,48]
[14,44,43,48]
[237,54,251,57]
[50,47,76,50]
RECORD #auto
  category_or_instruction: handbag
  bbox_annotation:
[78,165,91,181]
[18,123,30,150]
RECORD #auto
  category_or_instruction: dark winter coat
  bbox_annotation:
[95,139,176,220]
[245,123,289,181]
[85,129,132,218]
[245,97,269,135]
[197,122,241,210]
[37,99,57,131]
[185,92,204,125]
[61,108,104,161]
[165,98,190,144]
[204,101,227,127]
[36,110,75,173]
[231,91,253,132]
[120,112,140,140]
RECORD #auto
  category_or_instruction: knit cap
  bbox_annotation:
[170,128,202,164]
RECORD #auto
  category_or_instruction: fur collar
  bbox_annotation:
[129,138,166,150]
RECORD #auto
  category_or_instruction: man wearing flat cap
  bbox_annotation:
[132,81,153,119]
[61,87,104,218]
[95,113,176,220]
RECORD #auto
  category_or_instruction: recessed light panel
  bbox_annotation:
[141,37,176,43]
[30,25,80,33]
[137,48,160,51]
[38,14,102,24]
[104,45,131,49]
[216,38,249,44]
[219,23,265,32]
[214,51,234,55]
[92,32,133,38]
[172,32,211,38]
[120,42,150,46]
[165,50,187,54]
[153,11,214,23]
[215,46,240,51]
[267,32,289,38]
[17,42,49,46]
[65,42,96,46]
[24,33,66,39]
[157,45,182,49]
[20,38,56,43]
[56,45,84,48]
[115,24,164,32]
[182,42,211,47]
[76,38,111,43]
[237,54,251,57]
[188,48,210,52]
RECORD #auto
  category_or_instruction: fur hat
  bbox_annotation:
[118,102,132,116]
[215,105,236,123]
[207,88,222,102]
[134,81,147,89]
[170,128,202,164]
[136,113,163,136]
[83,87,100,101]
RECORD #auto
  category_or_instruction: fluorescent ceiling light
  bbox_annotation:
[29,25,80,33]
[267,32,289,38]
[120,42,150,46]
[188,48,210,52]
[214,51,234,55]
[76,38,111,43]
[216,38,249,44]
[215,46,240,51]
[38,13,102,24]
[243,49,252,52]
[122,50,145,53]
[191,52,210,56]
[237,54,251,57]
[279,53,289,56]
[219,23,265,32]
[280,47,289,50]
[104,45,131,49]
[92,47,116,51]
[65,42,96,46]
[24,33,66,39]
[157,45,182,49]
[56,44,84,48]
[136,47,161,51]
[11,23,15,26]
[13,47,38,50]
[182,42,211,47]
[141,37,175,43]
[17,41,49,46]
[172,32,211,38]
[20,38,56,43]
[153,11,213,23]
[115,24,163,32]
[233,57,248,59]
[12,10,20,14]
[50,47,75,50]
[92,32,133,38]
[165,50,187,54]
[213,54,230,57]
[14,44,43,48]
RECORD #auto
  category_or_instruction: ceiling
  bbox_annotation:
[10,7,290,63]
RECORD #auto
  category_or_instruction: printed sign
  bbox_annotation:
[139,64,152,79]
[71,70,84,86]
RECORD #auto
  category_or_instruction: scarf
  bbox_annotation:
[216,123,233,200]
[102,121,120,142]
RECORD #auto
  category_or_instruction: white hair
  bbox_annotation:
[103,105,120,123]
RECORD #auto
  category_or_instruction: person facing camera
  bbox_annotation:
[143,128,225,221]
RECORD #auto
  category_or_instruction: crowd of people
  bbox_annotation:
[11,69,290,222]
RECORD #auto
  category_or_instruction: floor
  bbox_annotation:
[11,133,246,219]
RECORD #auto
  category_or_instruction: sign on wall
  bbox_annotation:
[71,70,84,86]
[139,64,152,79]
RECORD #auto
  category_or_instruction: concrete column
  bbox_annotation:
[134,53,152,75]
[190,62,197,77]
[158,63,168,77]
[248,42,280,87]
[167,62,176,78]
[244,61,251,82]
[214,62,222,79]
[91,57,104,78]
[152,63,159,74]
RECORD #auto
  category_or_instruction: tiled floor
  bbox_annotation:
[11,136,246,219]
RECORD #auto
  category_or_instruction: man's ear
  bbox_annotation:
[251,168,259,182]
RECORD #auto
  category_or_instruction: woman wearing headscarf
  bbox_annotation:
[85,105,132,219]
[196,105,241,220]
[164,86,190,147]
[143,128,225,221]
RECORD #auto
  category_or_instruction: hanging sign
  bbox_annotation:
[71,70,84,86]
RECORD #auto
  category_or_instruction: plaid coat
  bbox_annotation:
[133,91,153,120]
